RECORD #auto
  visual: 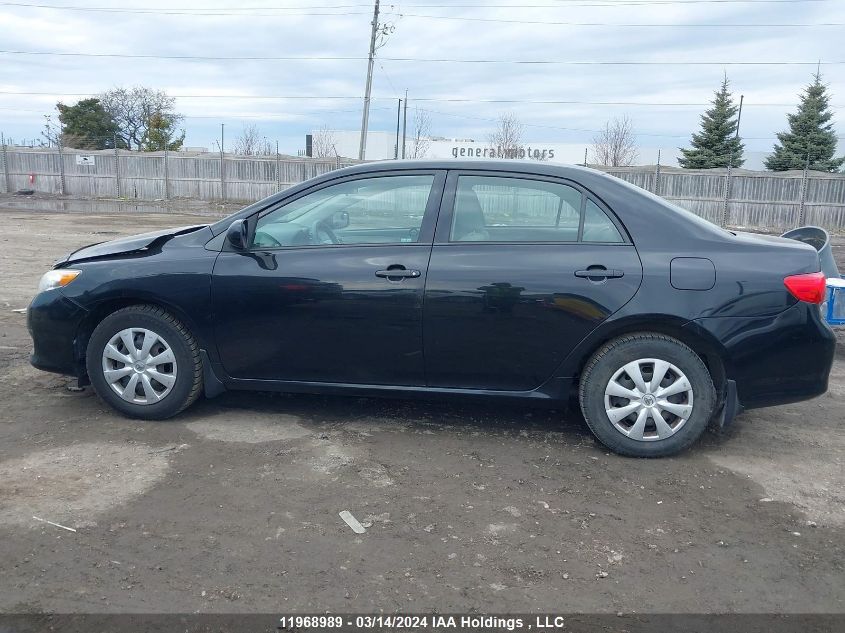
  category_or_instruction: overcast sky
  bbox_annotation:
[0,0,843,162]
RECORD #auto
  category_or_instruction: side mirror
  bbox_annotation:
[331,211,350,230]
[226,219,249,250]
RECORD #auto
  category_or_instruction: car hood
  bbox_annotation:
[57,225,208,265]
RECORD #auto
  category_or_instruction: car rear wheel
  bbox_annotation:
[86,305,203,420]
[579,333,715,457]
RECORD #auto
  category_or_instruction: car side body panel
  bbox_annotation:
[210,244,433,385]
[27,160,835,414]
[42,227,220,376]
[423,242,643,391]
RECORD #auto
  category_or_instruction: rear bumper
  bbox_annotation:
[686,302,835,409]
[27,290,89,377]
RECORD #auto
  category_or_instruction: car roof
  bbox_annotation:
[333,159,607,180]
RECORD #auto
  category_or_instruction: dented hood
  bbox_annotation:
[57,225,208,265]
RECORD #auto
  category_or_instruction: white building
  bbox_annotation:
[314,129,680,166]
[312,129,768,170]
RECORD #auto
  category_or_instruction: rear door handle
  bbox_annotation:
[575,267,624,279]
[375,268,421,279]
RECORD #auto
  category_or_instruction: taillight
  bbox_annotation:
[784,272,826,304]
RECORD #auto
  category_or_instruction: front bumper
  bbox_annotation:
[27,290,89,377]
[686,302,836,409]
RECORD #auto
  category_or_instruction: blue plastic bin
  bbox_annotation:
[824,279,845,326]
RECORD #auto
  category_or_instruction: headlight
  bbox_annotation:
[37,269,81,293]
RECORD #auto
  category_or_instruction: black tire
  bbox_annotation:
[86,305,203,420]
[578,333,716,457]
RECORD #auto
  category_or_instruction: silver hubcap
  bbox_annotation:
[101,327,177,405]
[604,358,694,442]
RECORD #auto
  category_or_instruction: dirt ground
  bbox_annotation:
[0,194,843,615]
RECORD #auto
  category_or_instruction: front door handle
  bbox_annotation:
[375,267,421,280]
[575,266,624,280]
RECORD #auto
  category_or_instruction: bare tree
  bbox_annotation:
[488,111,524,159]
[409,108,432,158]
[592,116,638,167]
[311,125,338,158]
[40,113,59,148]
[233,124,262,156]
[99,86,183,151]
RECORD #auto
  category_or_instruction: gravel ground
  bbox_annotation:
[0,197,843,615]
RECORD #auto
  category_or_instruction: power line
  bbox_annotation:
[0,106,393,119]
[1,4,838,24]
[1,90,839,108]
[383,11,845,26]
[1,50,843,65]
[414,106,845,139]
[0,0,832,12]
[0,2,373,15]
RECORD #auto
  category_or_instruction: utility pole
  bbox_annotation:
[401,89,408,159]
[358,0,380,160]
[394,98,401,159]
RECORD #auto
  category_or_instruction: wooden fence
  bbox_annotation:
[1,146,844,231]
[0,146,357,204]
[603,165,845,232]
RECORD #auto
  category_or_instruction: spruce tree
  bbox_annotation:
[678,77,744,169]
[765,73,844,172]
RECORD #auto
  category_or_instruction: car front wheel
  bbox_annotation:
[579,333,716,457]
[86,305,203,420]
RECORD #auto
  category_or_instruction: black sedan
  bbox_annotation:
[28,160,835,457]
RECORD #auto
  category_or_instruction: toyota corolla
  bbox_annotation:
[28,161,835,457]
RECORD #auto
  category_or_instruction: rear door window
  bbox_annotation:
[451,175,582,242]
[582,199,624,243]
[449,175,624,244]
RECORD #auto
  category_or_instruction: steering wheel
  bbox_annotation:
[314,221,340,245]
[253,231,282,248]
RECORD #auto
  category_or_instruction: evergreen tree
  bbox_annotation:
[141,112,185,151]
[678,77,744,169]
[765,73,844,172]
[56,98,121,150]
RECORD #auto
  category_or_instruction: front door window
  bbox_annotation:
[253,175,435,248]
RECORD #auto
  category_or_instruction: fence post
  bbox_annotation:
[721,153,733,228]
[653,149,661,196]
[0,133,10,193]
[57,140,66,195]
[276,141,281,191]
[219,123,226,202]
[114,135,121,198]
[163,147,169,200]
[798,153,810,226]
